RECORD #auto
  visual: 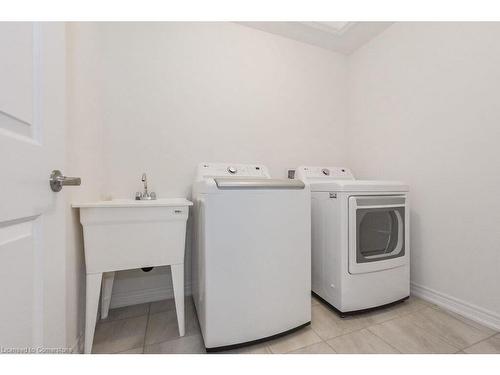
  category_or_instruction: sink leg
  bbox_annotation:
[85,272,102,354]
[171,263,185,337]
[101,272,115,319]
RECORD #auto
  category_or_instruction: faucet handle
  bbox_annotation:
[141,172,149,195]
[135,172,157,200]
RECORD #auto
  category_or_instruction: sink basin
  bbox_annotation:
[73,198,193,273]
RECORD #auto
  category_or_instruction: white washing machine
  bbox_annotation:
[192,163,311,351]
[296,166,410,315]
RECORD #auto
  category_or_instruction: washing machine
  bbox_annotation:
[192,163,311,351]
[296,166,410,315]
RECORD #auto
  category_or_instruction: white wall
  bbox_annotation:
[66,22,500,341]
[66,23,107,349]
[348,23,500,325]
[67,22,348,309]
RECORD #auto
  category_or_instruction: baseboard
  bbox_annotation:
[411,282,500,331]
[109,283,192,309]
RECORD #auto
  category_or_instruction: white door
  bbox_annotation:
[0,23,68,351]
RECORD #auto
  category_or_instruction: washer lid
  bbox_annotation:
[310,180,409,192]
[215,178,305,190]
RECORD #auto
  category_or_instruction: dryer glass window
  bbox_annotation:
[356,207,405,263]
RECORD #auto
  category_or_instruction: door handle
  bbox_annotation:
[49,170,81,192]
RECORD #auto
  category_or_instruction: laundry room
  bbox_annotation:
[1,1,500,372]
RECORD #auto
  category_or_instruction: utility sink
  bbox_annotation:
[72,198,193,354]
[73,198,192,273]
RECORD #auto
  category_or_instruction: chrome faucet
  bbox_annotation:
[135,173,157,200]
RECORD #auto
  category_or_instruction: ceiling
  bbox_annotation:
[238,22,393,55]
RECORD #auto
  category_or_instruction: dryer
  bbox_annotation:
[296,166,410,315]
[192,163,311,351]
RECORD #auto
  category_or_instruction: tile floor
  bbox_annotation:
[91,295,500,354]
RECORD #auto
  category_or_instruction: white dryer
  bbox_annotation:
[192,163,311,351]
[296,166,410,315]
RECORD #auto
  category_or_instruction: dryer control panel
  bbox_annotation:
[197,163,271,180]
[296,166,354,180]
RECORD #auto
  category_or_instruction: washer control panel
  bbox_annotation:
[296,166,354,180]
[198,163,270,179]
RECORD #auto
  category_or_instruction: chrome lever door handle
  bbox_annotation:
[50,170,81,192]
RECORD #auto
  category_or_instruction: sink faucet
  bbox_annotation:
[135,173,157,200]
[142,173,149,196]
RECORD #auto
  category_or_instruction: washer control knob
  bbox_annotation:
[321,168,330,176]
[227,166,238,175]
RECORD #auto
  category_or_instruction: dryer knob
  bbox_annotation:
[321,168,330,176]
[227,166,237,174]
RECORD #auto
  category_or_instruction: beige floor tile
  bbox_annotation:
[326,329,399,354]
[408,296,434,305]
[410,307,494,349]
[434,307,497,337]
[94,292,499,356]
[268,326,322,354]
[117,347,144,354]
[102,303,150,322]
[393,297,431,317]
[145,299,200,345]
[362,306,402,325]
[144,334,206,354]
[145,309,182,345]
[463,334,500,354]
[289,342,336,354]
[368,315,459,354]
[220,342,272,354]
[311,303,368,340]
[149,298,178,314]
[92,315,148,354]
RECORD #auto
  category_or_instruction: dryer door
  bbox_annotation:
[348,195,408,274]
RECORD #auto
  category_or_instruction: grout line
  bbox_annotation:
[310,303,402,342]
[320,322,403,354]
[322,324,397,344]
[366,323,404,353]
[268,327,321,354]
[317,326,366,342]
[98,314,150,325]
[141,303,152,353]
[432,306,499,338]
[116,346,144,354]
[405,308,493,351]
[140,311,201,349]
[322,339,338,354]
[368,312,462,353]
[435,306,498,340]
[285,340,334,354]
[365,326,402,354]
[99,303,151,324]
[460,333,499,353]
